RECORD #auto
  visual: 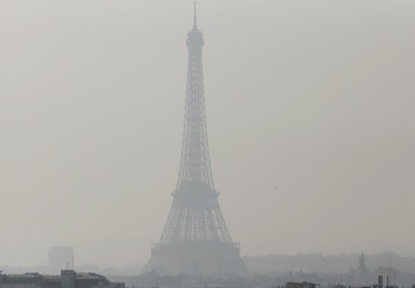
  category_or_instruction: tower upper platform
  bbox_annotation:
[186,2,204,51]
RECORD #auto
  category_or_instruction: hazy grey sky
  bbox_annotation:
[1,1,414,268]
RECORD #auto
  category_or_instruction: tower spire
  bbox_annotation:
[193,2,197,28]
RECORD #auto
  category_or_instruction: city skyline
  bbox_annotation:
[0,1,414,268]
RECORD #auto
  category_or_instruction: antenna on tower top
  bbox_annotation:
[193,1,197,27]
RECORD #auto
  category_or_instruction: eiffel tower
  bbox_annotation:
[144,5,247,275]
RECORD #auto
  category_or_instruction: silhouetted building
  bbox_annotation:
[0,270,124,288]
[285,282,317,288]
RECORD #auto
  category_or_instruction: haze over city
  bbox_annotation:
[0,0,414,270]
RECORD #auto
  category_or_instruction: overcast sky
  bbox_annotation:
[0,0,414,268]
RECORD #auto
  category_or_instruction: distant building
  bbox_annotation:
[0,270,124,288]
[353,252,371,286]
[49,247,74,272]
[285,282,317,288]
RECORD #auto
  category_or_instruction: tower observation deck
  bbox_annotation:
[144,5,247,275]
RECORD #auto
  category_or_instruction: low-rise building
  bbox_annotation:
[0,270,124,288]
[285,282,317,288]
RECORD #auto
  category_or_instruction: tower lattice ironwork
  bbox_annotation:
[144,5,246,275]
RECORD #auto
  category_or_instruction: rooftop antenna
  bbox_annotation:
[193,1,197,28]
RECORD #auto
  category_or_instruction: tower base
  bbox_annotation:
[144,241,247,276]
